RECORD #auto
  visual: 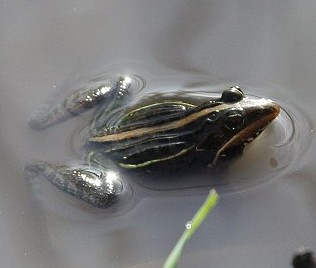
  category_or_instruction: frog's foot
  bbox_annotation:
[29,75,143,130]
[24,160,125,208]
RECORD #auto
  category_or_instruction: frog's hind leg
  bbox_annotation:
[29,75,143,130]
[24,159,125,208]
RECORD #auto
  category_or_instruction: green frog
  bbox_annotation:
[25,75,280,208]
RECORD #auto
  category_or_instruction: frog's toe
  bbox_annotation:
[28,112,51,130]
[24,160,125,208]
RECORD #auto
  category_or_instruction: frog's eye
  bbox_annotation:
[224,110,244,130]
[221,86,244,103]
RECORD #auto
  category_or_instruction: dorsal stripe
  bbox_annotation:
[89,103,230,142]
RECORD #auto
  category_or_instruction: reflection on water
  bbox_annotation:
[25,71,313,217]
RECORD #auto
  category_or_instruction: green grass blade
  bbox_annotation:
[162,233,187,268]
[163,189,219,268]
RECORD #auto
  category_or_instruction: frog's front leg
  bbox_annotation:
[24,159,125,208]
[29,75,142,129]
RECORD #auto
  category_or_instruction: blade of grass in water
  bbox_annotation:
[163,189,219,268]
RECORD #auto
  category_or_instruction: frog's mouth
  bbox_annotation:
[212,99,280,165]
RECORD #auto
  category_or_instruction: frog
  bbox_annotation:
[25,75,280,208]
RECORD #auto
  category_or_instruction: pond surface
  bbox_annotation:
[1,1,316,268]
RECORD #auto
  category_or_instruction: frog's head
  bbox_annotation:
[198,86,280,165]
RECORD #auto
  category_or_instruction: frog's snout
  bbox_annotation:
[263,99,280,121]
[259,99,280,124]
[271,100,281,119]
[242,97,280,124]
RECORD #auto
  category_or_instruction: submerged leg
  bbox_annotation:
[29,75,144,129]
[24,160,125,208]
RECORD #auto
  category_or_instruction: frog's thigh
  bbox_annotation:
[28,76,136,130]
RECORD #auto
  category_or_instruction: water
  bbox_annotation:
[2,1,316,267]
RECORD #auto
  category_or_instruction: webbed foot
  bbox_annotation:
[25,160,125,208]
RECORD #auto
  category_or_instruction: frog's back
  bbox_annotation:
[89,95,212,168]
